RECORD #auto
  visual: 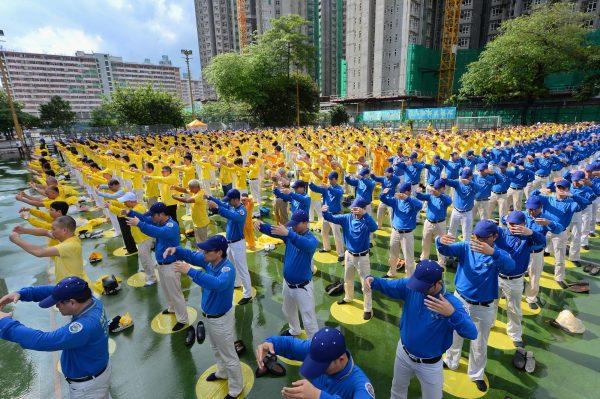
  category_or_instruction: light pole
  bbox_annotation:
[180,49,195,119]
[0,29,28,156]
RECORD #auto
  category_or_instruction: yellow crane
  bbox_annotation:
[237,0,248,51]
[437,0,461,104]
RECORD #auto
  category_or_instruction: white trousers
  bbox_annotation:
[507,188,523,211]
[445,291,496,380]
[204,309,243,397]
[568,212,583,262]
[498,276,524,342]
[421,220,446,267]
[391,339,443,399]
[525,251,544,303]
[282,280,319,338]
[201,179,213,197]
[227,240,252,298]
[473,200,491,221]
[157,263,188,324]
[309,198,323,223]
[137,239,156,282]
[343,251,372,312]
[322,220,345,257]
[389,229,415,276]
[376,202,393,227]
[68,362,112,399]
[523,183,534,199]
[448,209,473,239]
[547,230,567,282]
[581,206,593,247]
[490,192,508,220]
[249,179,261,208]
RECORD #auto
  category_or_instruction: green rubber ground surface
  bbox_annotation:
[1,158,599,399]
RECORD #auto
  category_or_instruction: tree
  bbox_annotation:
[39,96,76,129]
[90,102,118,127]
[205,15,319,126]
[330,104,349,126]
[196,100,254,124]
[109,85,185,127]
[0,91,39,137]
[459,2,598,123]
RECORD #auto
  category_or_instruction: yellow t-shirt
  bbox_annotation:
[54,236,86,282]
[148,174,179,206]
[191,192,210,228]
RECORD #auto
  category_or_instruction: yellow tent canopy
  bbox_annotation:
[186,119,208,129]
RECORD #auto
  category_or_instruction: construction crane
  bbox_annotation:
[236,0,248,52]
[437,0,461,104]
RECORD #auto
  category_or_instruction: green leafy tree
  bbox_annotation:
[330,104,349,126]
[39,96,76,129]
[196,100,254,124]
[205,15,319,126]
[0,91,39,136]
[459,2,598,123]
[109,85,184,126]
[89,102,118,127]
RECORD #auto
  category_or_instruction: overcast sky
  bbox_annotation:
[0,0,201,78]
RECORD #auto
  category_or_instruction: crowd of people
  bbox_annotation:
[0,121,598,399]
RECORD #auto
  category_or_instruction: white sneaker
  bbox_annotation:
[144,279,157,287]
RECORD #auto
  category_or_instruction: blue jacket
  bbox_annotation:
[415,192,452,222]
[445,179,484,212]
[493,227,546,276]
[491,169,511,194]
[309,183,344,213]
[265,336,375,399]
[274,188,311,213]
[509,168,535,189]
[259,223,318,284]
[0,286,108,379]
[394,161,425,185]
[345,176,375,203]
[371,278,477,358]
[129,210,180,263]
[371,174,400,199]
[208,197,246,241]
[379,193,422,231]
[323,212,378,253]
[435,237,516,302]
[530,190,581,232]
[473,173,500,200]
[444,158,464,179]
[172,248,235,315]
[424,162,444,185]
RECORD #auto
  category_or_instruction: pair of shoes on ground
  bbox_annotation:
[337,299,372,320]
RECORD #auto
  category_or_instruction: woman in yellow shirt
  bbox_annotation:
[144,165,180,223]
[171,179,210,243]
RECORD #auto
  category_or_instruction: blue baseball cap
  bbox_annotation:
[409,152,418,159]
[571,170,585,181]
[555,179,570,189]
[542,148,551,154]
[291,180,307,189]
[506,210,525,224]
[476,163,488,172]
[585,164,595,172]
[286,209,309,227]
[223,188,241,201]
[300,327,347,379]
[525,195,542,210]
[406,260,443,293]
[328,171,339,180]
[466,150,474,156]
[460,168,473,179]
[359,168,370,176]
[351,197,369,208]
[385,167,394,174]
[197,235,228,253]
[433,179,446,190]
[433,155,441,160]
[148,201,168,215]
[398,182,412,193]
[39,276,91,308]
[473,220,498,238]
[499,161,508,168]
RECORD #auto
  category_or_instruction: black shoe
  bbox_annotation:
[558,281,568,289]
[172,322,186,332]
[566,246,570,256]
[528,302,539,310]
[513,341,524,348]
[589,233,597,238]
[162,309,175,315]
[238,297,252,305]
[363,311,372,320]
[582,245,590,250]
[543,251,550,257]
[370,242,374,248]
[234,286,243,290]
[206,372,226,382]
[337,299,350,305]
[382,274,393,279]
[126,251,138,255]
[318,249,329,253]
[337,256,345,262]
[474,379,487,392]
[185,326,195,347]
[572,260,582,267]
[224,395,238,399]
[280,330,293,337]
[196,321,206,344]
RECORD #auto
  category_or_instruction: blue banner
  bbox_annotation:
[361,109,404,122]
[406,107,457,120]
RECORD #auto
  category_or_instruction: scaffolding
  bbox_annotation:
[236,0,248,51]
[437,0,461,104]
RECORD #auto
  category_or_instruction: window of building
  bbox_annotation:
[489,21,500,31]
[410,16,419,31]
[491,6,502,17]
[458,37,470,48]
[460,10,472,21]
[462,0,472,6]
[459,24,470,34]
[587,1,597,12]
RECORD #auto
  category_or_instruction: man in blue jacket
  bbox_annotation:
[345,168,375,214]
[416,179,453,268]
[324,197,379,320]
[366,260,477,399]
[371,167,400,227]
[126,202,191,332]
[309,171,345,262]
[0,277,111,399]
[274,180,311,214]
[255,210,320,338]
[255,327,374,399]
[164,235,243,399]
[436,220,516,392]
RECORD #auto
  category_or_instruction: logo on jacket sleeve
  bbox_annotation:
[365,382,375,398]
[69,322,83,334]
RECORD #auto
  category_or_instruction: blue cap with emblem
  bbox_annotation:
[571,170,585,181]
[328,171,339,180]
[506,210,526,225]
[473,220,498,238]
[409,152,418,159]
[398,182,412,193]
[433,179,446,190]
[197,235,228,253]
[291,180,306,189]
[351,197,369,208]
[148,201,168,215]
[300,327,347,379]
[286,209,309,227]
[476,163,488,172]
[525,195,543,210]
[460,168,473,179]
[385,166,394,174]
[39,276,91,308]
[223,188,241,201]
[406,260,443,293]
[555,179,570,189]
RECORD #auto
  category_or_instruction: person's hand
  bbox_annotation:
[540,188,552,195]
[163,247,177,259]
[351,207,366,217]
[0,292,20,308]
[203,194,209,199]
[271,224,289,236]
[0,311,12,320]
[125,216,140,226]
[424,294,455,317]
[120,209,129,216]
[208,200,218,209]
[460,178,470,185]
[534,217,550,226]
[396,192,408,200]
[9,229,20,242]
[173,261,191,274]
[321,204,329,213]
[508,224,533,236]
[253,220,263,230]
[13,225,26,234]
[255,342,275,370]
[19,207,30,213]
[364,276,374,290]
[282,379,321,399]
[470,238,495,255]
[439,234,456,245]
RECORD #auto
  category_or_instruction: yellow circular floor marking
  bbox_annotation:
[544,256,575,269]
[257,234,284,245]
[102,229,116,238]
[127,270,160,287]
[112,246,137,257]
[330,299,370,325]
[442,357,489,399]
[314,251,339,264]
[498,297,541,316]
[375,227,392,237]
[181,214,192,222]
[278,331,307,366]
[233,287,257,305]
[528,271,563,290]
[57,338,116,374]
[246,242,266,253]
[488,319,515,350]
[196,362,254,399]
[150,307,197,334]
[580,247,589,254]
